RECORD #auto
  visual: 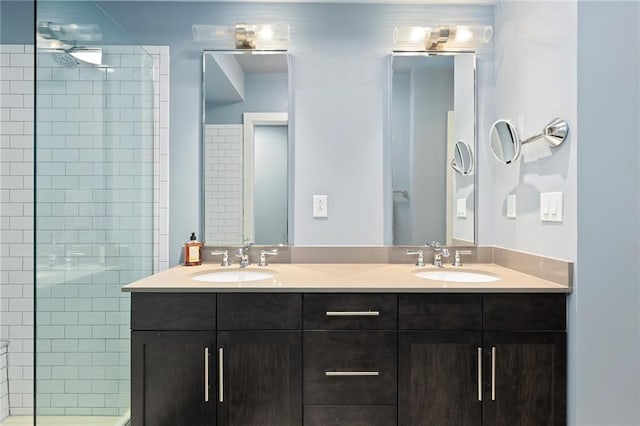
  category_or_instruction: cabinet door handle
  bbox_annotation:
[477,347,482,402]
[218,348,224,403]
[204,347,209,402]
[491,346,496,401]
[325,371,379,376]
[325,311,380,317]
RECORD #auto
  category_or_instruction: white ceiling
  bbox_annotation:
[97,0,495,4]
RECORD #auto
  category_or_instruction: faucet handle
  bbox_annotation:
[406,249,425,267]
[452,249,472,267]
[259,249,278,267]
[210,250,230,266]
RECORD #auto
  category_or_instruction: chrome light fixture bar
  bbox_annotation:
[394,24,492,51]
[193,23,289,50]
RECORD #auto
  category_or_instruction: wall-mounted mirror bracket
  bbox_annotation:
[520,117,569,148]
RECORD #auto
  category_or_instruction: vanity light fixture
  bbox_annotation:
[192,23,289,50]
[393,25,492,51]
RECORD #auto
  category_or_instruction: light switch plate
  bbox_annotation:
[313,195,328,218]
[540,192,563,222]
[456,198,466,218]
[507,194,517,218]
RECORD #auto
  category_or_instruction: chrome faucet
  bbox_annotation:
[235,239,252,268]
[258,249,278,267]
[430,241,450,267]
[452,250,472,267]
[210,249,230,266]
[406,249,425,267]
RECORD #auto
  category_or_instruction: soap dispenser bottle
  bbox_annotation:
[184,232,203,266]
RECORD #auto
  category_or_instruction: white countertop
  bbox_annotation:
[122,262,571,293]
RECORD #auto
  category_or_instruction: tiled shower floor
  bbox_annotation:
[0,416,123,426]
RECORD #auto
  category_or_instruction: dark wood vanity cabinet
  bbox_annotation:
[398,294,567,426]
[217,331,302,426]
[131,293,302,426]
[482,294,567,426]
[131,292,566,426]
[131,293,217,426]
[302,294,398,425]
[216,293,302,426]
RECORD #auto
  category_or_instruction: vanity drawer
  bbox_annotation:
[217,293,301,330]
[131,293,216,330]
[303,294,397,330]
[399,294,482,330]
[303,331,397,405]
[304,406,397,426]
[483,294,566,330]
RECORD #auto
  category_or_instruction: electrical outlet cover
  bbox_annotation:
[507,194,517,218]
[313,195,328,218]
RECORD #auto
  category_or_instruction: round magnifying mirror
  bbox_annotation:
[490,119,521,164]
[451,139,474,175]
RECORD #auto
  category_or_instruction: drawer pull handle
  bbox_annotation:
[477,347,482,402]
[325,371,379,376]
[491,346,496,401]
[204,347,209,402]
[325,311,380,317]
[218,347,224,403]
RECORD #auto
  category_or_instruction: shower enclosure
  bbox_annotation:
[0,1,157,424]
[34,2,155,424]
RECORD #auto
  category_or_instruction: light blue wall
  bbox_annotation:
[254,125,288,244]
[97,1,494,265]
[206,72,288,124]
[572,2,640,425]
[492,0,577,261]
[0,1,33,44]
[411,67,452,244]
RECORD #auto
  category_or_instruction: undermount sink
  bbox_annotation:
[193,269,275,283]
[413,269,501,283]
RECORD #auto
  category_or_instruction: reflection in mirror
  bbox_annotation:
[391,52,476,246]
[452,139,474,175]
[202,50,289,246]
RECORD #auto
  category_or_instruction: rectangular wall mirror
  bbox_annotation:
[202,50,290,246]
[391,52,476,246]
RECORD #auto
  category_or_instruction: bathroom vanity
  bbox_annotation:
[125,262,569,426]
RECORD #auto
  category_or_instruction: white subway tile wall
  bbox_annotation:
[1,342,8,421]
[0,44,35,416]
[0,44,169,416]
[203,125,243,245]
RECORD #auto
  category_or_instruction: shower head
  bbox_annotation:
[50,47,103,68]
[51,51,79,69]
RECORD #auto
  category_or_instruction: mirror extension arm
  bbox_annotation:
[521,117,569,148]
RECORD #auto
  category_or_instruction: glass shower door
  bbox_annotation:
[35,2,155,424]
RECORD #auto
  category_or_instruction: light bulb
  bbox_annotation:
[258,25,274,41]
[410,27,426,43]
[455,27,474,43]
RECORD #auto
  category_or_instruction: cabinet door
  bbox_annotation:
[131,331,216,426]
[483,331,566,426]
[217,331,302,426]
[398,331,482,426]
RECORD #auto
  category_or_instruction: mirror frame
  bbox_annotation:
[201,49,292,247]
[389,51,478,247]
